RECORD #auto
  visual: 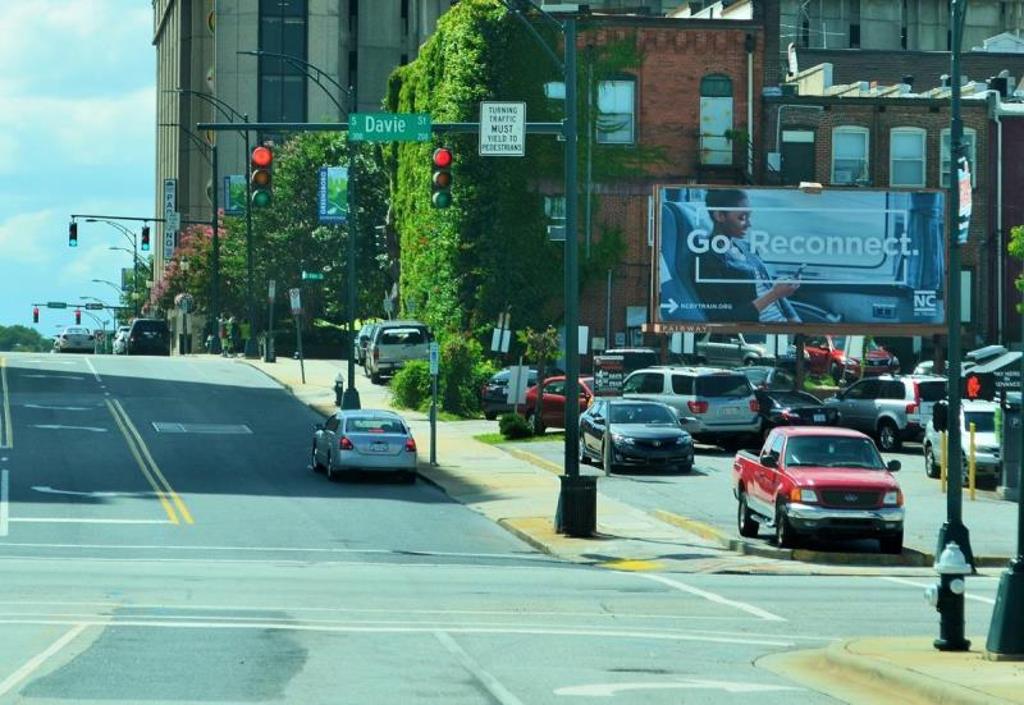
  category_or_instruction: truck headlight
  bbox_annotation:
[789,487,818,503]
[611,434,635,445]
[883,490,902,506]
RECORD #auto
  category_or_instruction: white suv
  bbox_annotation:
[621,367,761,448]
[923,399,1000,483]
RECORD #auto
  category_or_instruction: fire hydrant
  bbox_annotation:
[925,541,973,651]
[334,373,345,407]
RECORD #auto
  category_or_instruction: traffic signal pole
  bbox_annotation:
[244,126,258,359]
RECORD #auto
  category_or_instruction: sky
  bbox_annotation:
[0,1,155,333]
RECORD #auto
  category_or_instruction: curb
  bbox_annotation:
[821,639,1005,705]
[502,445,563,476]
[495,518,558,557]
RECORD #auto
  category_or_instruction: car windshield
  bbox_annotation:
[380,328,425,345]
[696,375,751,397]
[964,411,995,433]
[784,436,885,469]
[918,381,947,402]
[346,417,406,434]
[740,368,769,386]
[609,403,676,425]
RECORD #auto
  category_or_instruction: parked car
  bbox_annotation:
[695,333,767,367]
[353,321,381,366]
[111,326,130,355]
[597,348,660,374]
[732,426,905,553]
[737,365,796,392]
[754,389,841,439]
[923,399,1000,484]
[311,409,417,483]
[481,367,538,420]
[620,367,761,449]
[823,374,946,451]
[54,326,94,353]
[579,399,694,474]
[515,375,594,433]
[804,336,899,381]
[364,320,432,384]
[126,318,170,356]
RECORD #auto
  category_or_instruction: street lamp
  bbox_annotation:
[86,218,140,317]
[237,49,362,410]
[495,0,591,535]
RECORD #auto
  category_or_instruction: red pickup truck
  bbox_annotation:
[732,427,905,553]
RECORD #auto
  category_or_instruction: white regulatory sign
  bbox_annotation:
[289,288,302,315]
[428,341,440,376]
[479,101,526,157]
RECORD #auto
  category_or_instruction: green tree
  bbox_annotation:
[1010,224,1024,311]
[0,325,51,352]
[517,325,560,434]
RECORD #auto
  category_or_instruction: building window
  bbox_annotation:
[941,127,977,187]
[849,24,861,48]
[258,0,308,124]
[889,127,926,187]
[400,0,409,35]
[831,126,869,185]
[349,0,358,29]
[700,75,734,166]
[597,79,635,144]
[544,195,566,220]
[801,19,810,47]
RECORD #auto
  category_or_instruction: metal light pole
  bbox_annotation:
[936,0,975,569]
[499,0,593,535]
[237,50,361,408]
[87,219,139,316]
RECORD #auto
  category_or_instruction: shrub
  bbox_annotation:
[498,413,533,440]
[439,336,497,417]
[390,359,432,410]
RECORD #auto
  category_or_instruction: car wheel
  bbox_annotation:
[578,437,590,465]
[602,439,615,476]
[775,503,797,548]
[877,420,901,452]
[400,471,417,484]
[676,460,693,474]
[879,531,903,555]
[326,453,337,481]
[924,443,939,479]
[737,491,759,538]
[311,444,324,473]
[484,410,498,421]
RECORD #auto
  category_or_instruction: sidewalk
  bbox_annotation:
[240,357,752,572]
[761,636,1024,705]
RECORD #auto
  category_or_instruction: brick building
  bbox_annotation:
[572,14,765,350]
[767,64,1004,346]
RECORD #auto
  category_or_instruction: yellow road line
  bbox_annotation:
[105,400,179,525]
[0,357,12,449]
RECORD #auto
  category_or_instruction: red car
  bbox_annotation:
[732,426,904,553]
[516,375,594,433]
[804,336,900,382]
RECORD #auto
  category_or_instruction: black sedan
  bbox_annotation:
[579,399,694,474]
[481,367,538,420]
[755,389,840,439]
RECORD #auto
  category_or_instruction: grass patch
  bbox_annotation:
[474,431,566,446]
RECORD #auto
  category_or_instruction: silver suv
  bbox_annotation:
[823,375,946,451]
[695,333,766,367]
[621,366,761,448]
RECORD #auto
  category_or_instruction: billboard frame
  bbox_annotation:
[647,183,949,337]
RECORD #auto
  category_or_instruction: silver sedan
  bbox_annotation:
[55,326,94,353]
[311,409,418,482]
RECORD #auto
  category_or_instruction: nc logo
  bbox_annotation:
[914,291,937,309]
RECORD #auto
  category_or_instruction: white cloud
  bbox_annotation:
[0,210,59,263]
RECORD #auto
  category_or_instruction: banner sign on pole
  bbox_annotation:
[289,288,302,315]
[268,279,276,303]
[428,341,440,376]
[656,186,947,329]
[223,175,246,215]
[957,156,972,245]
[317,166,349,224]
[163,178,177,263]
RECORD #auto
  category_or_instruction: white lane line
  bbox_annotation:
[9,518,172,525]
[434,630,526,705]
[0,470,8,537]
[21,404,93,412]
[554,679,802,696]
[84,357,101,384]
[880,576,997,605]
[31,425,108,433]
[22,375,84,381]
[638,574,787,622]
[0,618,795,646]
[0,541,549,560]
[0,623,88,698]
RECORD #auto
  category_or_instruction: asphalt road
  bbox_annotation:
[0,353,1000,704]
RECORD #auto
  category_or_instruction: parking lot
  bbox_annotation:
[512,436,1019,559]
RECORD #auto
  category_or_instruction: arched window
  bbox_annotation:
[831,126,870,185]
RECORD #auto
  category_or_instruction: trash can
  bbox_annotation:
[1000,392,1021,501]
[555,475,597,537]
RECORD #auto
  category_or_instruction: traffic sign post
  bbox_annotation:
[264,280,277,363]
[301,271,324,281]
[429,341,440,467]
[349,113,431,143]
[479,102,526,157]
[290,288,305,384]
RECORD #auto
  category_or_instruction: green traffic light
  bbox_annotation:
[432,191,452,209]
[252,190,272,208]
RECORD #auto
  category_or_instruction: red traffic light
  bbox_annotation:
[965,375,981,400]
[32,307,39,324]
[74,309,81,325]
[432,147,453,169]
[251,145,273,168]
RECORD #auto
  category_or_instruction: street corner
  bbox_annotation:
[495,516,606,562]
[758,636,1024,705]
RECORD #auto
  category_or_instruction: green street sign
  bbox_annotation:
[301,271,324,281]
[46,302,67,309]
[84,303,104,311]
[349,112,431,142]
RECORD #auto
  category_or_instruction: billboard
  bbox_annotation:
[656,187,946,330]
[223,175,246,215]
